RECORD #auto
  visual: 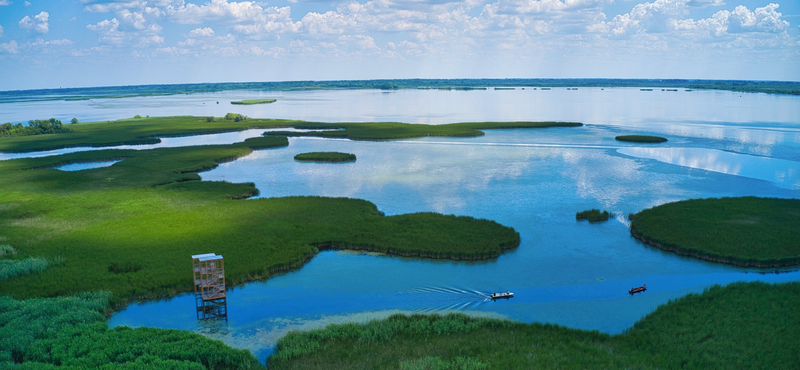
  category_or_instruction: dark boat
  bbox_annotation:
[490,291,514,300]
[629,284,647,295]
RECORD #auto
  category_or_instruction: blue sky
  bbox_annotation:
[0,0,798,90]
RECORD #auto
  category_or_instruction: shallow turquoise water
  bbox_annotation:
[2,87,798,363]
[56,160,123,171]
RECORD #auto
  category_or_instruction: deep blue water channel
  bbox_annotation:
[4,87,798,363]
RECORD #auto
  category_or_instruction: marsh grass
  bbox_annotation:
[0,293,262,369]
[575,209,611,223]
[231,99,277,105]
[630,197,800,267]
[0,245,14,257]
[107,261,143,274]
[0,137,518,306]
[0,258,49,281]
[400,356,487,370]
[614,135,667,143]
[294,152,356,163]
[269,282,800,370]
[0,116,582,153]
[266,121,583,141]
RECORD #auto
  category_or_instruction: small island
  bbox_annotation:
[576,209,611,223]
[294,152,357,163]
[630,197,800,267]
[615,135,667,143]
[231,99,277,105]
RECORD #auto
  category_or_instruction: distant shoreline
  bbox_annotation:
[1,78,798,103]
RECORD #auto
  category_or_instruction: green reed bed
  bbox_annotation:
[294,152,356,163]
[0,137,518,306]
[575,209,611,223]
[0,258,50,281]
[614,135,667,143]
[0,116,302,153]
[0,245,14,257]
[630,197,800,267]
[231,99,277,105]
[0,292,262,369]
[0,116,582,154]
[265,121,583,141]
[269,281,800,370]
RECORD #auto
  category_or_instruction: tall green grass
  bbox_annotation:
[630,197,800,267]
[269,282,800,369]
[0,258,49,281]
[400,356,487,370]
[0,293,263,369]
[0,245,14,257]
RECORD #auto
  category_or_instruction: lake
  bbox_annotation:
[3,87,799,363]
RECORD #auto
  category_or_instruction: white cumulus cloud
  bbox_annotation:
[497,0,613,15]
[597,0,789,38]
[0,40,18,53]
[19,11,50,34]
[87,18,126,45]
[339,34,380,50]
[170,0,271,24]
[188,27,216,37]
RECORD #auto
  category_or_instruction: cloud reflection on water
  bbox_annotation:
[618,147,800,189]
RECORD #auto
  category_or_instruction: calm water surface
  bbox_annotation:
[3,88,799,363]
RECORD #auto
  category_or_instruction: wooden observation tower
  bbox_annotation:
[192,253,227,320]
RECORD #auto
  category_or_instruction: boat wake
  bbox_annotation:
[400,286,509,312]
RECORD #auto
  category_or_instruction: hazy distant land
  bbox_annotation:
[1,78,798,103]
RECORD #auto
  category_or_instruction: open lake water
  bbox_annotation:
[3,87,799,362]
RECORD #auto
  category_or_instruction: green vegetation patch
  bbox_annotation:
[269,281,800,369]
[0,257,50,281]
[1,119,71,137]
[576,209,611,223]
[0,292,262,369]
[614,135,667,143]
[0,137,518,306]
[266,121,583,141]
[294,152,356,163]
[0,116,581,153]
[0,245,14,257]
[231,99,277,105]
[630,197,800,267]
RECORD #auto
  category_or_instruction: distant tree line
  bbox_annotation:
[0,118,71,137]
[2,79,798,104]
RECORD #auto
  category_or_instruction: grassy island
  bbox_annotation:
[615,135,667,143]
[294,152,356,163]
[0,116,581,153]
[268,281,800,369]
[264,121,583,141]
[630,197,800,267]
[231,99,277,105]
[576,209,611,223]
